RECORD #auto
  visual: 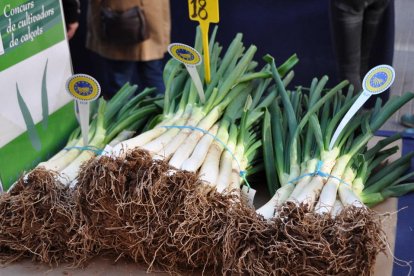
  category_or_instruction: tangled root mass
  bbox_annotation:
[0,150,386,275]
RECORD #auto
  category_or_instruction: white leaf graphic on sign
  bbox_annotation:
[0,31,5,55]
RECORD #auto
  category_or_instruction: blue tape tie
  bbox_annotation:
[162,125,251,188]
[64,146,104,155]
[287,160,350,187]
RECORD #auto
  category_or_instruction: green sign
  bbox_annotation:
[0,0,74,190]
[0,0,65,71]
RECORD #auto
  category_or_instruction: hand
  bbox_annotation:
[66,22,79,40]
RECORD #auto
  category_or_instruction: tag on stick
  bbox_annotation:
[66,74,101,146]
[329,65,395,150]
[241,185,256,207]
[168,43,205,103]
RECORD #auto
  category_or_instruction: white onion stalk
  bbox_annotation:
[314,154,352,214]
[156,107,206,159]
[112,112,182,155]
[289,158,318,198]
[199,126,229,185]
[229,162,241,198]
[198,97,240,186]
[141,107,192,153]
[37,115,98,172]
[290,148,339,206]
[215,150,235,193]
[181,124,219,172]
[108,130,136,147]
[59,150,96,187]
[214,93,261,199]
[227,143,246,195]
[331,199,344,217]
[46,138,78,162]
[59,123,106,186]
[238,142,255,204]
[331,164,361,208]
[288,163,301,187]
[258,159,319,219]
[38,142,82,172]
[256,185,294,219]
[169,105,223,168]
[352,177,364,196]
[339,182,364,208]
[44,127,82,162]
[37,129,96,171]
[55,100,108,186]
[222,94,258,197]
[216,125,238,193]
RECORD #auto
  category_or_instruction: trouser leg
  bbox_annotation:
[362,0,392,107]
[330,0,365,93]
[360,0,390,76]
[136,59,165,95]
[101,58,135,99]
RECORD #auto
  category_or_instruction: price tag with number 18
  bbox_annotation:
[188,0,219,84]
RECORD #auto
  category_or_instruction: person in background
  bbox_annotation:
[62,0,80,40]
[330,0,394,107]
[86,0,171,99]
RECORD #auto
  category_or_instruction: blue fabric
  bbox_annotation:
[101,58,165,98]
[376,129,414,140]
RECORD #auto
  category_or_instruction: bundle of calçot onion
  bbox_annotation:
[222,55,414,275]
[43,84,162,187]
[0,84,163,265]
[73,29,299,272]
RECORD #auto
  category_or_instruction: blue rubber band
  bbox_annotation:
[287,160,350,187]
[64,146,104,155]
[161,125,251,188]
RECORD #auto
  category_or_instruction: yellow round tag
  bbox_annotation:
[66,74,101,102]
[168,43,202,66]
[362,65,395,94]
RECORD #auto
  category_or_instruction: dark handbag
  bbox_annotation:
[100,3,149,44]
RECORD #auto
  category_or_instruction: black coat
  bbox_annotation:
[62,0,80,24]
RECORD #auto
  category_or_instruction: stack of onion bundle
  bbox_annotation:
[0,84,163,265]
[224,56,414,275]
[74,31,299,272]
